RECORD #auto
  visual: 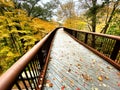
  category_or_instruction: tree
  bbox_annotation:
[14,0,57,20]
[100,0,119,33]
[107,9,120,35]
[0,0,57,74]
[79,0,120,34]
[54,0,76,23]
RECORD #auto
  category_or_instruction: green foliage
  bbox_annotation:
[15,0,56,21]
[107,10,120,36]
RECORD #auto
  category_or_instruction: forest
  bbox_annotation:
[0,0,120,75]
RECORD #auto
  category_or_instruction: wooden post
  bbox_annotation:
[110,40,120,60]
[84,33,88,44]
[75,31,77,38]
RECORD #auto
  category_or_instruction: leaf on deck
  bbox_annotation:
[45,80,53,87]
[98,75,109,81]
[68,68,71,72]
[98,76,103,81]
[106,66,113,69]
[70,80,74,86]
[82,74,92,81]
[116,72,120,77]
[76,87,81,90]
[118,83,120,87]
[61,85,65,90]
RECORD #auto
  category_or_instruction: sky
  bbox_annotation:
[39,0,103,22]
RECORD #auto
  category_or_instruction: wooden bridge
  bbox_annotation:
[0,27,120,90]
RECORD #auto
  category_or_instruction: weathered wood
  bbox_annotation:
[43,29,120,90]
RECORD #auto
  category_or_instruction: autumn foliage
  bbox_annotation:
[0,0,57,74]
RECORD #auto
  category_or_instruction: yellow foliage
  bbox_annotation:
[0,0,14,8]
[64,17,86,30]
[31,18,58,39]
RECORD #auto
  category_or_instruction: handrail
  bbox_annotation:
[0,27,59,90]
[64,27,120,69]
[64,27,120,40]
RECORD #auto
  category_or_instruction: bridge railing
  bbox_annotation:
[64,27,120,69]
[0,27,120,90]
[0,28,58,90]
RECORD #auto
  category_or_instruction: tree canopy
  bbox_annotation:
[14,0,57,21]
[0,0,57,74]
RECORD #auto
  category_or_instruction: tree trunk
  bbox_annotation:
[101,1,119,34]
[91,0,97,48]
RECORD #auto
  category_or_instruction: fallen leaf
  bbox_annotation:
[49,83,53,87]
[68,68,71,72]
[61,85,65,90]
[98,76,103,81]
[45,80,53,87]
[77,64,80,66]
[53,78,56,80]
[118,83,120,87]
[117,72,120,77]
[46,83,53,87]
[76,87,81,90]
[82,74,92,81]
[106,66,112,69]
[104,76,109,80]
[70,80,74,86]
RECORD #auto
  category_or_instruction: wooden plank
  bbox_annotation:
[43,29,120,90]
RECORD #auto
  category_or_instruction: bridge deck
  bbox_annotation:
[43,29,120,90]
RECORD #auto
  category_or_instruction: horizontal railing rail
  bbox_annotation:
[64,27,120,69]
[0,27,59,90]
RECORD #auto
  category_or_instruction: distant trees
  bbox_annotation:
[54,0,119,35]
[13,0,57,21]
[54,0,119,48]
[53,0,86,29]
[79,0,120,34]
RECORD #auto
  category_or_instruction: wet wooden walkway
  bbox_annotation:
[43,28,120,90]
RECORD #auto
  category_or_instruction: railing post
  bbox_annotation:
[84,33,88,44]
[92,34,95,48]
[110,40,120,60]
[75,31,77,38]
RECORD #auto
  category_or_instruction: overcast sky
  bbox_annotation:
[40,0,103,22]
